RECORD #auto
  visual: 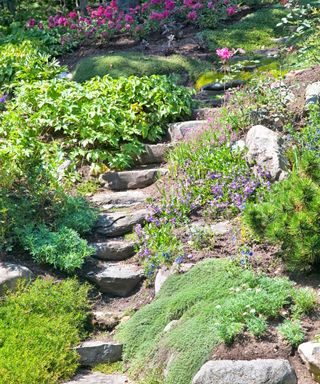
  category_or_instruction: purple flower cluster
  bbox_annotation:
[0,94,8,103]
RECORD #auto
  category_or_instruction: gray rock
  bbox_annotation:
[96,209,147,237]
[192,359,297,384]
[168,120,208,141]
[210,221,231,236]
[202,80,245,92]
[306,81,320,107]
[192,108,218,120]
[92,239,135,261]
[90,190,148,210]
[76,340,122,367]
[155,267,173,295]
[65,372,132,384]
[246,125,288,181]
[87,263,144,296]
[135,143,172,165]
[231,139,246,152]
[0,262,33,295]
[298,342,320,382]
[100,168,167,190]
[163,320,179,333]
[92,310,121,331]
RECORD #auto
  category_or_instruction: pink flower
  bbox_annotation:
[192,2,203,10]
[97,18,107,26]
[216,47,233,61]
[70,23,77,29]
[165,0,175,10]
[183,0,193,7]
[68,11,78,19]
[26,18,36,28]
[226,5,236,16]
[187,10,197,20]
[38,22,43,29]
[125,14,134,23]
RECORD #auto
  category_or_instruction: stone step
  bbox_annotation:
[201,80,245,92]
[87,262,144,297]
[76,340,123,367]
[95,208,147,237]
[192,107,219,120]
[99,167,168,191]
[0,262,33,296]
[65,372,133,384]
[135,143,173,165]
[91,238,135,261]
[90,190,149,210]
[168,120,208,141]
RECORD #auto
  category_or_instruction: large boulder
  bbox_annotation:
[306,81,320,107]
[0,262,33,295]
[87,262,144,296]
[298,342,320,382]
[65,372,132,384]
[135,143,172,165]
[95,209,147,237]
[76,340,123,367]
[246,125,288,181]
[193,359,297,384]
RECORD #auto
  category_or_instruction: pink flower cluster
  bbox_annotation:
[26,0,238,42]
[216,47,233,61]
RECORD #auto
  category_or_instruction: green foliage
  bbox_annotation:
[278,320,305,347]
[117,259,309,384]
[21,225,94,273]
[0,278,90,384]
[2,75,193,171]
[0,40,63,91]
[201,7,287,53]
[292,288,317,317]
[73,53,212,84]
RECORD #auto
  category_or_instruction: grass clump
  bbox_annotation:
[0,278,90,384]
[73,53,212,84]
[202,7,287,53]
[117,258,314,384]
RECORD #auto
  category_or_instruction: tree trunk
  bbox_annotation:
[79,0,88,15]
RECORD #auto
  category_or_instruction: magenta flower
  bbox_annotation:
[187,10,197,20]
[68,11,78,19]
[26,18,36,28]
[216,47,233,61]
[226,6,236,16]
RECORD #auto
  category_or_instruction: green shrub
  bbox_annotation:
[2,75,193,171]
[73,53,212,84]
[0,40,63,91]
[278,320,305,347]
[243,173,320,271]
[0,278,90,384]
[21,225,94,273]
[117,258,309,384]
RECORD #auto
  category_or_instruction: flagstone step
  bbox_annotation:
[99,167,168,191]
[95,209,147,237]
[90,190,149,210]
[91,238,135,261]
[86,262,144,297]
[76,340,123,367]
[168,120,208,141]
[135,143,173,165]
[65,372,133,384]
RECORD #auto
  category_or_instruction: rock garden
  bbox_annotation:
[0,0,320,383]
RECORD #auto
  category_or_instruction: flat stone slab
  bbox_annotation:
[96,209,147,237]
[76,340,123,367]
[0,262,33,295]
[135,143,173,165]
[87,262,144,296]
[66,372,132,384]
[168,120,208,141]
[298,342,320,382]
[202,80,245,92]
[90,190,148,210]
[193,359,297,384]
[92,239,135,261]
[100,168,167,190]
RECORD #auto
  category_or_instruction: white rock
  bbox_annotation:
[193,359,297,384]
[306,81,320,106]
[163,320,179,333]
[246,125,288,181]
[155,267,173,295]
[298,342,320,382]
[0,262,33,295]
[168,121,208,141]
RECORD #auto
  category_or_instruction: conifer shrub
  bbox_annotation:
[0,278,90,384]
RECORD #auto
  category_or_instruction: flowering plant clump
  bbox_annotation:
[136,124,270,277]
[25,0,238,45]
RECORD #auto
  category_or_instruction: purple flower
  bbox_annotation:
[0,94,8,103]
